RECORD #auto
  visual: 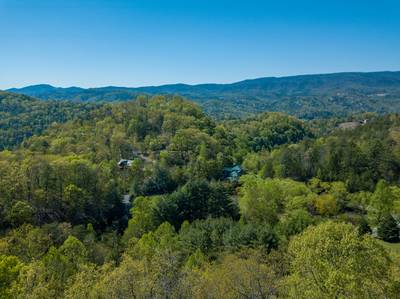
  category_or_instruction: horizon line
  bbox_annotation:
[4,69,400,91]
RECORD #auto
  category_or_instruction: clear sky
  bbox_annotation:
[1,0,400,89]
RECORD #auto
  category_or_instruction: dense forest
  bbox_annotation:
[0,93,399,298]
[0,91,98,150]
[8,71,400,119]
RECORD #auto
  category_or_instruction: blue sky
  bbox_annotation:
[1,0,399,89]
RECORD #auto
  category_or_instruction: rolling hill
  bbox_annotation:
[0,91,97,149]
[7,71,400,119]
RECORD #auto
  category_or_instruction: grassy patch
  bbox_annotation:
[377,240,400,255]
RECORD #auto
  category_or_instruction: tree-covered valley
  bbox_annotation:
[0,92,400,298]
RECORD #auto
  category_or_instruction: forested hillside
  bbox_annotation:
[242,114,400,190]
[0,95,399,298]
[0,91,97,150]
[8,71,400,119]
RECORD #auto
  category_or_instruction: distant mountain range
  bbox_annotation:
[6,71,400,119]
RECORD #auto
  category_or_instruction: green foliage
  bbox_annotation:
[0,91,96,150]
[239,175,311,225]
[184,250,280,299]
[140,165,177,195]
[284,221,395,298]
[314,194,339,216]
[368,180,400,225]
[227,112,312,154]
[0,255,23,299]
[378,214,400,243]
[245,116,400,191]
[0,92,400,297]
[158,179,237,227]
[277,209,314,238]
[5,201,34,226]
[11,236,88,298]
[123,196,162,241]
[0,224,54,262]
[0,153,124,229]
[178,218,233,256]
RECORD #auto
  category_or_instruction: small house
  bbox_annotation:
[223,165,243,182]
[118,159,133,169]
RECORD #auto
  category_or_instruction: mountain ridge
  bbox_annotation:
[6,71,400,119]
[7,71,400,92]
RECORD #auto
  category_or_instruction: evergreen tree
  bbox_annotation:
[377,214,400,243]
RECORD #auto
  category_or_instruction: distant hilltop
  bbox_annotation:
[6,71,400,119]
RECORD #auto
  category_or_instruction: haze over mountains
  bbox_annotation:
[7,71,400,119]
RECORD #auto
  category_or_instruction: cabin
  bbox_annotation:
[118,159,133,169]
[223,165,243,182]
